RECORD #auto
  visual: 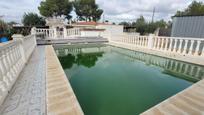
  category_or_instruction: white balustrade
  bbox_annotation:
[36,28,55,38]
[109,33,204,57]
[66,28,81,37]
[0,34,36,105]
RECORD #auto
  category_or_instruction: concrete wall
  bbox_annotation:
[81,30,103,37]
[96,25,124,35]
[171,16,204,38]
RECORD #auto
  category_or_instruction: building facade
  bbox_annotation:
[171,16,204,38]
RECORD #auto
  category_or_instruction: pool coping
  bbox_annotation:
[45,45,84,115]
[141,78,204,115]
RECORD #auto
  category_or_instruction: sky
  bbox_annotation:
[0,0,204,23]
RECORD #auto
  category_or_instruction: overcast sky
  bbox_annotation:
[0,0,204,23]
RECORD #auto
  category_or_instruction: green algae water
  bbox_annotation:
[55,44,204,115]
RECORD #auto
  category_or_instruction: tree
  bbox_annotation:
[175,1,204,16]
[38,0,73,20]
[22,13,46,26]
[74,0,103,22]
[119,22,131,27]
[132,16,147,35]
[0,19,8,34]
[7,21,17,26]
[131,16,167,35]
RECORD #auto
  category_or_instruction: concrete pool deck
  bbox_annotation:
[0,46,83,115]
[0,44,204,115]
[0,46,46,115]
[141,78,204,115]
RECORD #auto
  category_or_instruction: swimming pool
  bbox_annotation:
[55,44,204,115]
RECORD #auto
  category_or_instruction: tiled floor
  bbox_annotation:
[0,46,46,115]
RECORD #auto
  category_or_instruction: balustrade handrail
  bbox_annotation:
[155,36,204,41]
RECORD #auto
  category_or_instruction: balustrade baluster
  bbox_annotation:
[13,45,20,73]
[145,37,148,47]
[182,40,188,55]
[140,37,143,46]
[157,38,161,49]
[160,38,164,50]
[0,52,7,92]
[143,37,146,47]
[178,39,183,53]
[164,38,169,51]
[168,39,173,51]
[201,45,204,57]
[173,39,178,52]
[136,36,139,46]
[153,37,157,49]
[189,40,195,55]
[8,46,16,80]
[1,50,10,88]
[195,40,201,56]
[4,49,13,83]
[141,37,144,46]
[133,36,135,44]
[138,37,141,46]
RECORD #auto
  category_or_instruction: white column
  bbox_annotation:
[160,38,164,50]
[173,39,178,52]
[141,37,144,46]
[178,39,183,53]
[189,40,195,55]
[182,40,188,55]
[147,34,154,49]
[63,27,67,38]
[201,46,204,57]
[157,38,161,49]
[0,53,7,92]
[168,39,173,51]
[195,40,201,56]
[164,38,169,51]
[153,37,157,49]
[54,28,58,38]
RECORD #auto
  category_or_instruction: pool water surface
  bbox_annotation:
[55,44,203,115]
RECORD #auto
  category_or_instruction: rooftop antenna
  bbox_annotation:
[151,7,155,23]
